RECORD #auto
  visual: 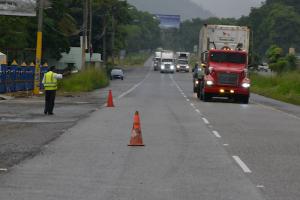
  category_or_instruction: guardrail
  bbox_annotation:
[0,64,48,94]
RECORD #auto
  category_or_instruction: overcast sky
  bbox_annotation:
[190,0,264,18]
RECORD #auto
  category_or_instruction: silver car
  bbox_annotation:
[110,68,124,80]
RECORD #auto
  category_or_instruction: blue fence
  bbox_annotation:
[0,64,48,94]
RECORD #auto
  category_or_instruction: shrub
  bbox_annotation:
[59,68,109,92]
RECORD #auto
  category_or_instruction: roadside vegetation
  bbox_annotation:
[251,71,300,105]
[114,52,150,67]
[58,69,109,92]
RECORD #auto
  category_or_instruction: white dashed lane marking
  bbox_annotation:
[232,156,252,173]
[202,117,210,124]
[212,130,221,138]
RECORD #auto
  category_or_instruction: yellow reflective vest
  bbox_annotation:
[43,71,57,90]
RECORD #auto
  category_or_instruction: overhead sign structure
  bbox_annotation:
[155,14,181,29]
[0,0,36,16]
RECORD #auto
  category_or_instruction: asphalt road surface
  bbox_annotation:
[0,59,299,200]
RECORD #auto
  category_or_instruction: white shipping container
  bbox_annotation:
[199,25,250,54]
[155,51,162,59]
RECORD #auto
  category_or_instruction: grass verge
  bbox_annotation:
[250,71,300,105]
[115,52,150,67]
[58,68,109,92]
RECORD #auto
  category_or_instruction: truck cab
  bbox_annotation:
[160,58,175,73]
[176,59,190,72]
[199,49,250,103]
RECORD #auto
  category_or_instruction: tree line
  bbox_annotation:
[0,0,161,64]
[169,0,300,72]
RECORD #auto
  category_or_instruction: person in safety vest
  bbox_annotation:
[42,66,63,115]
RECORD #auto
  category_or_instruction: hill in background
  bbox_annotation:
[127,0,213,20]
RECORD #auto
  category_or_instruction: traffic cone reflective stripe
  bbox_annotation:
[128,111,144,146]
[107,90,114,107]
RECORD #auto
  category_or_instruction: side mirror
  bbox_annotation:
[201,63,207,68]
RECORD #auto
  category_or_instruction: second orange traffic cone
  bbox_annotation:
[107,90,114,107]
[128,111,144,146]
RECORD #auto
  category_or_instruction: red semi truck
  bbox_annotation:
[195,24,251,104]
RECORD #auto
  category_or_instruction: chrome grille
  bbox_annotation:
[218,73,238,86]
[165,64,170,69]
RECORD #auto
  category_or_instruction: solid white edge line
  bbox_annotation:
[212,130,221,138]
[232,156,252,173]
[202,117,209,124]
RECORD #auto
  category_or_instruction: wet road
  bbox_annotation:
[0,60,299,199]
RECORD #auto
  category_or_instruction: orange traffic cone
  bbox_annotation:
[128,111,145,146]
[107,90,114,107]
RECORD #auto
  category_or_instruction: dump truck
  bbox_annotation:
[196,24,251,103]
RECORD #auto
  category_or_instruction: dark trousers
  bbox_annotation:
[44,90,56,114]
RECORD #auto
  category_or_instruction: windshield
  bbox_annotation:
[162,59,173,63]
[178,60,188,64]
[210,52,246,64]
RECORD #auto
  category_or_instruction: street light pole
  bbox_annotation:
[33,0,44,95]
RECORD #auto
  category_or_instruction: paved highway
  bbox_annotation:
[0,60,299,199]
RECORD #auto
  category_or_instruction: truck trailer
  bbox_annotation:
[196,24,251,104]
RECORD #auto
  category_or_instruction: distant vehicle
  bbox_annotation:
[160,51,175,73]
[176,52,190,60]
[153,51,162,71]
[176,59,190,72]
[258,63,270,72]
[196,24,251,104]
[110,68,124,80]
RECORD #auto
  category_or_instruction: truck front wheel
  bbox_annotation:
[202,89,211,102]
[235,95,249,104]
[241,95,249,104]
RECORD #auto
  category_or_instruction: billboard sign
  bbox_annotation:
[155,14,181,29]
[0,0,36,16]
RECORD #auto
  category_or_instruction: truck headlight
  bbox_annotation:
[170,65,175,70]
[206,80,214,86]
[242,83,250,88]
[177,65,180,69]
[186,66,189,69]
[161,65,165,70]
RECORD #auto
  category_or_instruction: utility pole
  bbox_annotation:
[102,17,107,64]
[33,0,44,95]
[111,14,115,64]
[88,0,92,62]
[81,0,88,70]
